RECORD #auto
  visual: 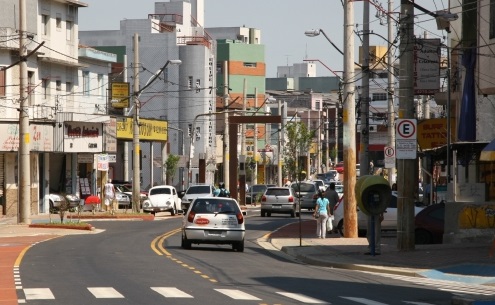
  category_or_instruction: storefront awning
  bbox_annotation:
[480,139,495,161]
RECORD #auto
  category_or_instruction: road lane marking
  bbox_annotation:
[277,292,327,303]
[341,297,388,305]
[23,288,55,300]
[215,289,261,300]
[87,287,124,298]
[151,287,193,298]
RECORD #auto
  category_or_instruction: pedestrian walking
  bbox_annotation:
[324,182,340,213]
[214,182,230,197]
[104,179,116,214]
[313,190,331,239]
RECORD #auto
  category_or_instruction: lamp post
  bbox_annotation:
[131,39,181,212]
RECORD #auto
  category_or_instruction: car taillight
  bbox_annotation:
[261,195,266,202]
[288,196,294,202]
[187,211,196,223]
[236,212,244,224]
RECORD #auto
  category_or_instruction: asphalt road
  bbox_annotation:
[16,212,454,305]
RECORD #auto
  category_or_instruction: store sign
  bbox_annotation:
[64,122,103,153]
[111,82,130,109]
[414,38,441,95]
[105,118,117,153]
[117,118,168,142]
[97,154,109,171]
[417,118,456,150]
[0,123,53,152]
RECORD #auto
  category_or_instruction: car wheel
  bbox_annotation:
[290,211,295,218]
[171,204,176,216]
[261,210,266,217]
[151,211,156,215]
[181,233,192,249]
[337,219,344,236]
[415,229,432,244]
[233,240,244,252]
[267,212,271,217]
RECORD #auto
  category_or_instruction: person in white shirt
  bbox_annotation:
[104,179,115,212]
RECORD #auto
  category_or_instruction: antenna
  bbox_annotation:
[284,55,291,66]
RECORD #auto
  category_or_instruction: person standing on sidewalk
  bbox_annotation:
[314,190,330,238]
[104,179,116,214]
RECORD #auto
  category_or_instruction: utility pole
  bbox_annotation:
[19,0,30,224]
[132,33,141,213]
[387,0,396,186]
[123,55,129,182]
[360,0,370,177]
[253,88,258,184]
[324,104,329,171]
[343,0,357,238]
[241,78,247,156]
[397,0,416,250]
[223,61,229,189]
[277,100,283,187]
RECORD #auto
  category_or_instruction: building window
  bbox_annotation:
[372,92,387,101]
[42,78,49,99]
[0,69,5,97]
[56,80,61,91]
[66,81,73,103]
[195,79,200,92]
[243,62,257,68]
[83,71,90,96]
[491,0,495,39]
[66,21,72,41]
[56,14,62,29]
[28,71,34,105]
[188,76,193,90]
[41,15,49,36]
[98,74,104,97]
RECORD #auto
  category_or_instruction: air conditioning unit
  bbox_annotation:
[369,125,378,133]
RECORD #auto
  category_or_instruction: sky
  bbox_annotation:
[78,0,448,78]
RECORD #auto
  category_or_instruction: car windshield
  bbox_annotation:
[335,185,344,193]
[115,184,132,192]
[191,199,239,214]
[265,188,290,196]
[292,183,316,192]
[150,188,172,195]
[328,172,337,178]
[187,186,211,194]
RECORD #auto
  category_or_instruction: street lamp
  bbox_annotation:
[132,56,181,213]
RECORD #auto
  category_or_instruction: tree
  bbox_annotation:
[165,154,180,185]
[283,122,315,181]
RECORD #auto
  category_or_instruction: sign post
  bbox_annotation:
[395,119,417,159]
[384,146,395,168]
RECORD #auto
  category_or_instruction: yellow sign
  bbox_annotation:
[417,118,456,150]
[111,82,130,109]
[117,118,168,142]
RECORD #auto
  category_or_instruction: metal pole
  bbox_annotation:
[123,55,129,182]
[19,0,30,224]
[132,33,141,213]
[387,0,396,185]
[253,88,258,184]
[278,100,283,187]
[446,45,452,185]
[223,61,229,189]
[241,79,247,157]
[397,0,415,250]
[325,105,329,171]
[360,0,370,177]
[335,104,339,165]
[343,0,357,238]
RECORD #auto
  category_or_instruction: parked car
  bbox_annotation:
[114,191,131,209]
[290,181,318,210]
[114,183,147,208]
[179,184,215,211]
[316,170,340,183]
[312,179,326,191]
[335,162,345,174]
[142,185,180,215]
[48,193,80,213]
[332,192,424,236]
[246,184,276,205]
[260,187,300,218]
[415,202,445,244]
[181,197,246,252]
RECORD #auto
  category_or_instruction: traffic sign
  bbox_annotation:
[384,146,395,168]
[396,139,417,159]
[396,119,417,140]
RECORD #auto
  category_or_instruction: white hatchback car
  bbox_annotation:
[142,185,180,215]
[332,192,424,236]
[181,197,246,252]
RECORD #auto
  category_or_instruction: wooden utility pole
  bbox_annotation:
[397,0,416,250]
[343,0,357,238]
[359,0,370,177]
[132,33,141,213]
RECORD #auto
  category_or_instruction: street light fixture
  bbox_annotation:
[132,56,181,213]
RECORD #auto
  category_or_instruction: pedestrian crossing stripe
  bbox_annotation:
[19,286,449,304]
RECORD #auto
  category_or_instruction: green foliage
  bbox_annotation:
[165,154,180,184]
[283,122,315,181]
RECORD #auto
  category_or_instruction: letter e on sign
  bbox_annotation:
[396,119,417,140]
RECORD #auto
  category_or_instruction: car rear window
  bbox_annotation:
[191,199,240,214]
[150,188,172,195]
[265,188,290,196]
[187,186,211,194]
[292,183,316,192]
[251,185,267,192]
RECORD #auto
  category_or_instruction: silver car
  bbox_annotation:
[181,197,245,252]
[290,181,318,210]
[260,187,300,218]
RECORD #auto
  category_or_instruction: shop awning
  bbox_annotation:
[480,139,495,161]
